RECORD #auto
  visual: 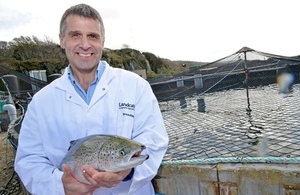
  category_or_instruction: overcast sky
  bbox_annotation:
[0,0,299,62]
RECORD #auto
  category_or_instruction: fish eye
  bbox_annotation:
[120,149,126,156]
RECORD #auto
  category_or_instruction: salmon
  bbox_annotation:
[59,134,149,184]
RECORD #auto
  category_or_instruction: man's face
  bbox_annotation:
[60,14,104,73]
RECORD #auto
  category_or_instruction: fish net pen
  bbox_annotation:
[150,47,300,165]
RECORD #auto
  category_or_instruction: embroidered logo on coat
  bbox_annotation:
[119,102,135,110]
[123,113,134,118]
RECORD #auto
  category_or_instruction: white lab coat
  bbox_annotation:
[14,61,169,195]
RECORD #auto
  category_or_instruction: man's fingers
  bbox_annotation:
[81,165,119,188]
[62,164,71,174]
[81,165,100,186]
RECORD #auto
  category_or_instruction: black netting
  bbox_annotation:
[150,47,300,162]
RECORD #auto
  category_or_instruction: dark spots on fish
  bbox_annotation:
[62,135,149,178]
[99,152,105,161]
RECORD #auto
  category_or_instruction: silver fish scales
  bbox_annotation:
[59,134,149,184]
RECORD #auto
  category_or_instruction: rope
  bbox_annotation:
[161,157,300,165]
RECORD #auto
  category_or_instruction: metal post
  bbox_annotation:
[179,97,187,108]
[243,52,251,112]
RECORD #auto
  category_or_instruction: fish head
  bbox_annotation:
[99,136,149,172]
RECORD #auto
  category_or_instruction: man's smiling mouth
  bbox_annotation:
[78,53,92,57]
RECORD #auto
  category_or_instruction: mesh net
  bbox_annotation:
[150,47,300,164]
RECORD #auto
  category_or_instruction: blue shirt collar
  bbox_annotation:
[67,61,105,104]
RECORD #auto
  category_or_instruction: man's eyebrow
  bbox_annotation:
[89,32,100,36]
[68,30,81,35]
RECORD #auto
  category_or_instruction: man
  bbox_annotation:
[14,3,168,195]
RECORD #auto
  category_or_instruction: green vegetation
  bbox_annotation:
[0,36,67,75]
[0,36,200,79]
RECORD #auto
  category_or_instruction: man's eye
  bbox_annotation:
[71,34,79,38]
[89,34,99,40]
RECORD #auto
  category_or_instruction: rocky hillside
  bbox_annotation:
[0,36,205,79]
[102,48,205,78]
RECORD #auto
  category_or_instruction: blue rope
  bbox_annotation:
[162,157,300,165]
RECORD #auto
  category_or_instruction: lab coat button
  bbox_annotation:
[102,88,105,91]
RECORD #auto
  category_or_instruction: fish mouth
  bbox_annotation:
[131,152,149,162]
[129,145,149,163]
[116,145,149,171]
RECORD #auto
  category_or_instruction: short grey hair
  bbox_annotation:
[59,4,105,40]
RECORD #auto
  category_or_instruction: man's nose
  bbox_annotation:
[80,36,91,49]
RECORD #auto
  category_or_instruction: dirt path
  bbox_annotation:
[0,131,22,195]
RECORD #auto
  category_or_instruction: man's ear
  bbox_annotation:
[59,35,65,49]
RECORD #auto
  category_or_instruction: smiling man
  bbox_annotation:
[14,4,169,195]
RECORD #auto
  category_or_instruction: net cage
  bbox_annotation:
[150,47,300,165]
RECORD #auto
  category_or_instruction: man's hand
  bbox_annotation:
[81,165,132,188]
[62,164,97,195]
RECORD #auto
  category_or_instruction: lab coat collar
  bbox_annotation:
[53,61,115,106]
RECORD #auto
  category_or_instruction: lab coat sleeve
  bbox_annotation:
[14,99,65,195]
[110,79,169,194]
